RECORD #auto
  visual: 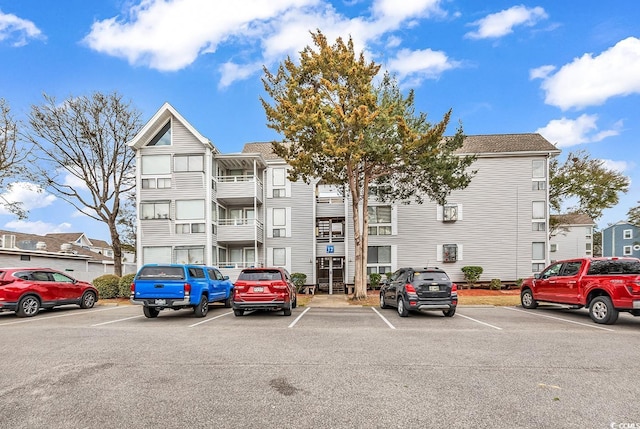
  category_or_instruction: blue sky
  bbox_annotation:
[0,0,639,243]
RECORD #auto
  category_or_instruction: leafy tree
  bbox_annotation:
[261,31,475,299]
[549,150,629,222]
[26,92,141,276]
[0,98,30,218]
[628,202,640,226]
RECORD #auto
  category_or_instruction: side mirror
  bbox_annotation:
[534,273,541,279]
[223,275,229,280]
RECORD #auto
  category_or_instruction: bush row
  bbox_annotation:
[92,273,136,299]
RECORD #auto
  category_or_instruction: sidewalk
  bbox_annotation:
[307,293,359,308]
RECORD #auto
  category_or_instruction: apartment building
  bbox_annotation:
[129,103,560,289]
[602,221,640,258]
[549,213,596,261]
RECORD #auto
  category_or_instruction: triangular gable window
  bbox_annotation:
[147,121,171,146]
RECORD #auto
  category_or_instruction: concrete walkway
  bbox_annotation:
[307,293,360,308]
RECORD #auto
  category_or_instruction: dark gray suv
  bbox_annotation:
[380,267,458,317]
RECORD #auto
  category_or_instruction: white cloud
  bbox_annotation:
[0,9,45,46]
[529,64,555,80]
[534,37,640,110]
[601,159,630,173]
[84,0,457,88]
[386,48,460,83]
[535,114,621,148]
[0,182,56,215]
[465,5,547,40]
[3,220,72,236]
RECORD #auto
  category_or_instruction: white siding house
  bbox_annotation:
[549,213,596,261]
[129,103,560,288]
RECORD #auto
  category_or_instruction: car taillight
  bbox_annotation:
[184,283,191,294]
[234,282,246,291]
[405,283,416,294]
[451,283,458,294]
[130,283,135,293]
[272,281,288,290]
[627,282,640,295]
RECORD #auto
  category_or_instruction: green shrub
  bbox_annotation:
[369,273,382,290]
[291,273,307,292]
[92,274,120,299]
[118,273,136,298]
[515,278,524,288]
[461,266,483,288]
[489,278,502,290]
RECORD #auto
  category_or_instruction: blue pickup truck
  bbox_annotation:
[130,264,234,318]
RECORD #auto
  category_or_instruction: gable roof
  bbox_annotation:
[242,134,560,159]
[551,213,595,226]
[0,230,113,262]
[127,102,217,152]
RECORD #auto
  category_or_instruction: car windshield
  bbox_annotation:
[238,270,282,281]
[414,271,449,282]
[137,266,185,279]
[587,260,640,275]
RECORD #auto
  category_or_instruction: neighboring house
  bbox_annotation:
[0,230,137,282]
[549,213,596,261]
[602,221,640,258]
[129,103,560,290]
[45,232,136,263]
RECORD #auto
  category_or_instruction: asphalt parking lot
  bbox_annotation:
[2,303,640,429]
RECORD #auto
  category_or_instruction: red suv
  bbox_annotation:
[0,268,98,317]
[232,267,297,316]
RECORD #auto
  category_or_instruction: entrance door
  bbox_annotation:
[316,257,345,294]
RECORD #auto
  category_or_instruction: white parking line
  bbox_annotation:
[189,311,233,327]
[92,315,144,326]
[0,306,129,326]
[288,307,311,328]
[371,307,396,329]
[503,306,615,331]
[456,313,503,330]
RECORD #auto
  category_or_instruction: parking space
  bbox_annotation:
[3,302,640,332]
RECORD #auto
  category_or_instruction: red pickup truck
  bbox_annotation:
[520,257,640,324]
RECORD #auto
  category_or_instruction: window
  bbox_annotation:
[624,229,633,239]
[175,223,205,234]
[141,202,170,219]
[624,246,632,256]
[273,188,286,198]
[532,160,545,178]
[174,155,204,172]
[532,263,545,272]
[368,206,392,235]
[141,155,171,174]
[443,244,457,262]
[562,261,582,276]
[367,246,391,275]
[532,181,546,191]
[142,178,171,189]
[368,183,391,200]
[532,242,545,260]
[273,248,286,266]
[143,246,171,264]
[273,208,286,226]
[147,121,171,146]
[20,255,30,261]
[273,228,285,237]
[443,205,458,222]
[532,201,546,219]
[176,200,204,220]
[273,168,286,187]
[532,222,546,231]
[550,243,557,252]
[175,247,204,264]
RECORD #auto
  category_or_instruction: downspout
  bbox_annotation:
[253,159,258,267]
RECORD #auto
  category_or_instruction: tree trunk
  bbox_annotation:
[109,222,123,277]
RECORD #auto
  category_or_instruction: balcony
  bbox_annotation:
[316,196,345,217]
[216,175,263,206]
[217,218,264,245]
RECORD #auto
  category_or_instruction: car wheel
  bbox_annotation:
[520,289,538,309]
[283,305,292,316]
[589,296,619,325]
[292,294,297,309]
[224,296,232,308]
[397,297,409,317]
[80,291,97,309]
[233,309,244,317]
[443,307,456,317]
[143,307,159,318]
[194,295,208,317]
[380,293,389,309]
[16,295,40,317]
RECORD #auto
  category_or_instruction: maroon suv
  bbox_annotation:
[0,268,98,317]
[232,267,297,316]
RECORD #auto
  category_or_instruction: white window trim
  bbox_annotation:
[623,229,633,239]
[436,204,463,221]
[623,245,632,256]
[267,167,291,198]
[267,247,291,272]
[267,207,292,238]
[436,244,463,262]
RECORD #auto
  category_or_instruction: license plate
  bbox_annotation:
[253,287,263,293]
[429,286,440,291]
[154,299,166,305]
[634,301,640,309]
